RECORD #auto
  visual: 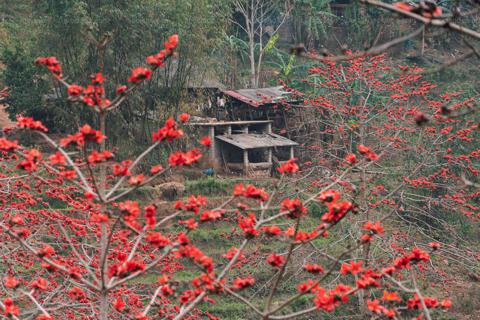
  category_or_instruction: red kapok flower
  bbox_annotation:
[4,277,19,289]
[0,138,18,152]
[277,158,299,174]
[113,297,126,311]
[200,136,211,147]
[67,84,83,96]
[16,115,48,132]
[232,276,255,290]
[3,298,20,317]
[267,253,285,268]
[150,164,164,174]
[179,113,190,123]
[304,263,324,274]
[116,85,127,94]
[357,144,371,155]
[128,67,153,84]
[345,153,356,164]
[340,261,363,275]
[428,242,441,250]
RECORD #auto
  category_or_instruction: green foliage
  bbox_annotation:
[1,0,229,137]
[186,177,236,196]
[291,0,334,45]
[2,47,51,126]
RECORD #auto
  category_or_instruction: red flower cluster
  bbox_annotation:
[318,190,353,224]
[113,297,126,311]
[178,218,198,230]
[233,183,269,201]
[199,210,225,222]
[38,245,55,258]
[128,67,153,84]
[60,124,106,148]
[262,225,282,236]
[281,198,307,218]
[267,253,285,268]
[113,160,132,176]
[179,113,190,122]
[232,276,255,290]
[318,189,341,203]
[168,149,202,166]
[49,151,66,165]
[277,158,299,174]
[175,195,208,214]
[16,115,48,132]
[357,144,379,161]
[87,150,113,164]
[304,263,324,274]
[152,117,184,143]
[119,200,141,222]
[31,277,48,290]
[312,284,351,312]
[356,271,381,289]
[178,245,213,273]
[146,232,171,248]
[222,246,244,261]
[367,299,395,318]
[238,213,258,238]
[0,137,18,152]
[361,220,385,242]
[128,174,145,185]
[394,247,430,270]
[345,153,356,164]
[144,205,156,228]
[17,148,42,172]
[146,34,179,67]
[290,229,319,242]
[109,260,146,279]
[340,261,363,275]
[407,294,452,310]
[35,56,62,78]
[2,298,20,317]
[3,277,19,289]
[67,76,110,109]
[200,136,211,147]
[150,164,163,174]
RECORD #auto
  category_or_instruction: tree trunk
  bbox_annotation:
[249,36,257,88]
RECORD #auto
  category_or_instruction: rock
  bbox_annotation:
[154,182,186,201]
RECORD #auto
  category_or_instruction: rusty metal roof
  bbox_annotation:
[222,86,293,107]
[216,133,298,150]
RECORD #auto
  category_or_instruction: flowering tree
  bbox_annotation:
[0,35,463,320]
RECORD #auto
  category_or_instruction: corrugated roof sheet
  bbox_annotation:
[216,133,298,150]
[223,86,292,107]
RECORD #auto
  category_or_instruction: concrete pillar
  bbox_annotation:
[209,126,221,170]
[226,125,232,135]
[242,126,249,134]
[243,149,249,175]
[267,148,272,163]
[289,146,294,159]
[209,127,215,163]
[266,123,272,134]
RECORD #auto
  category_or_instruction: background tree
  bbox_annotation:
[1,0,229,147]
[231,0,293,88]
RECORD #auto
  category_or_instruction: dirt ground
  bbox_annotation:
[0,104,15,129]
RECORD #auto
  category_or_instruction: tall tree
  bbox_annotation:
[232,0,292,88]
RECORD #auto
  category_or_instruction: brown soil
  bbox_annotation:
[0,104,15,129]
